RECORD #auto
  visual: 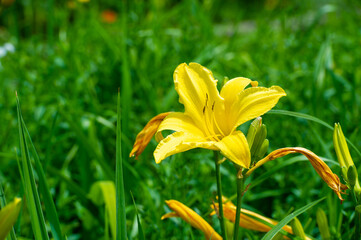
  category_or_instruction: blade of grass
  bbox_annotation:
[120,0,132,162]
[116,90,127,240]
[241,211,297,240]
[16,93,49,240]
[268,110,333,130]
[267,110,361,158]
[130,192,145,240]
[261,197,325,240]
[21,118,64,240]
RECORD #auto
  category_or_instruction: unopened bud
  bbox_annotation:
[316,208,331,240]
[341,166,348,183]
[333,123,354,168]
[347,165,358,188]
[251,124,267,155]
[291,217,306,239]
[247,117,262,148]
[257,139,269,159]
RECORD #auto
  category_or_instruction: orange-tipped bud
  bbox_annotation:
[129,112,170,159]
[211,197,311,240]
[247,147,348,201]
[211,198,290,233]
[162,200,222,240]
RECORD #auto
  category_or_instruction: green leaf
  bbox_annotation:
[130,192,145,240]
[267,110,361,158]
[88,181,116,240]
[267,110,333,130]
[16,94,49,240]
[22,119,64,240]
[261,197,325,240]
[241,211,296,239]
[116,90,127,240]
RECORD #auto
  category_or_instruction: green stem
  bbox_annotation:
[355,211,361,240]
[351,190,360,240]
[233,175,244,240]
[214,152,227,240]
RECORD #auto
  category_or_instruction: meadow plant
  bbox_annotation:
[130,63,347,239]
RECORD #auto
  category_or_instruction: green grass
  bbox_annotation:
[1,0,361,239]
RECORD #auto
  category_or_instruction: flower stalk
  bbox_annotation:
[233,172,244,240]
[214,152,227,240]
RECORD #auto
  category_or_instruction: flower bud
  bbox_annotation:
[247,117,262,148]
[316,208,331,240]
[255,139,269,161]
[341,166,348,183]
[247,118,269,163]
[333,123,354,168]
[291,217,306,239]
[347,165,358,189]
[251,124,267,157]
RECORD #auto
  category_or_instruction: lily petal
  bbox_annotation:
[129,112,171,159]
[220,77,252,104]
[154,131,217,164]
[216,77,258,134]
[174,63,222,130]
[162,200,222,240]
[211,197,312,239]
[212,202,291,233]
[247,147,347,201]
[155,112,205,141]
[214,131,251,168]
[230,86,286,132]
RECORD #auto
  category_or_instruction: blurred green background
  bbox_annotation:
[1,0,361,239]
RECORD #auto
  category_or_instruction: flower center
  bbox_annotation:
[202,93,225,141]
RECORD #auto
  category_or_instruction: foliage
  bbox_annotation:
[1,0,361,239]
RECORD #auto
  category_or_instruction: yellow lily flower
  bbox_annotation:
[0,197,22,240]
[211,198,311,240]
[246,147,347,201]
[161,199,222,240]
[131,63,286,168]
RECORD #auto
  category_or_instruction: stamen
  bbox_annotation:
[202,93,224,141]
